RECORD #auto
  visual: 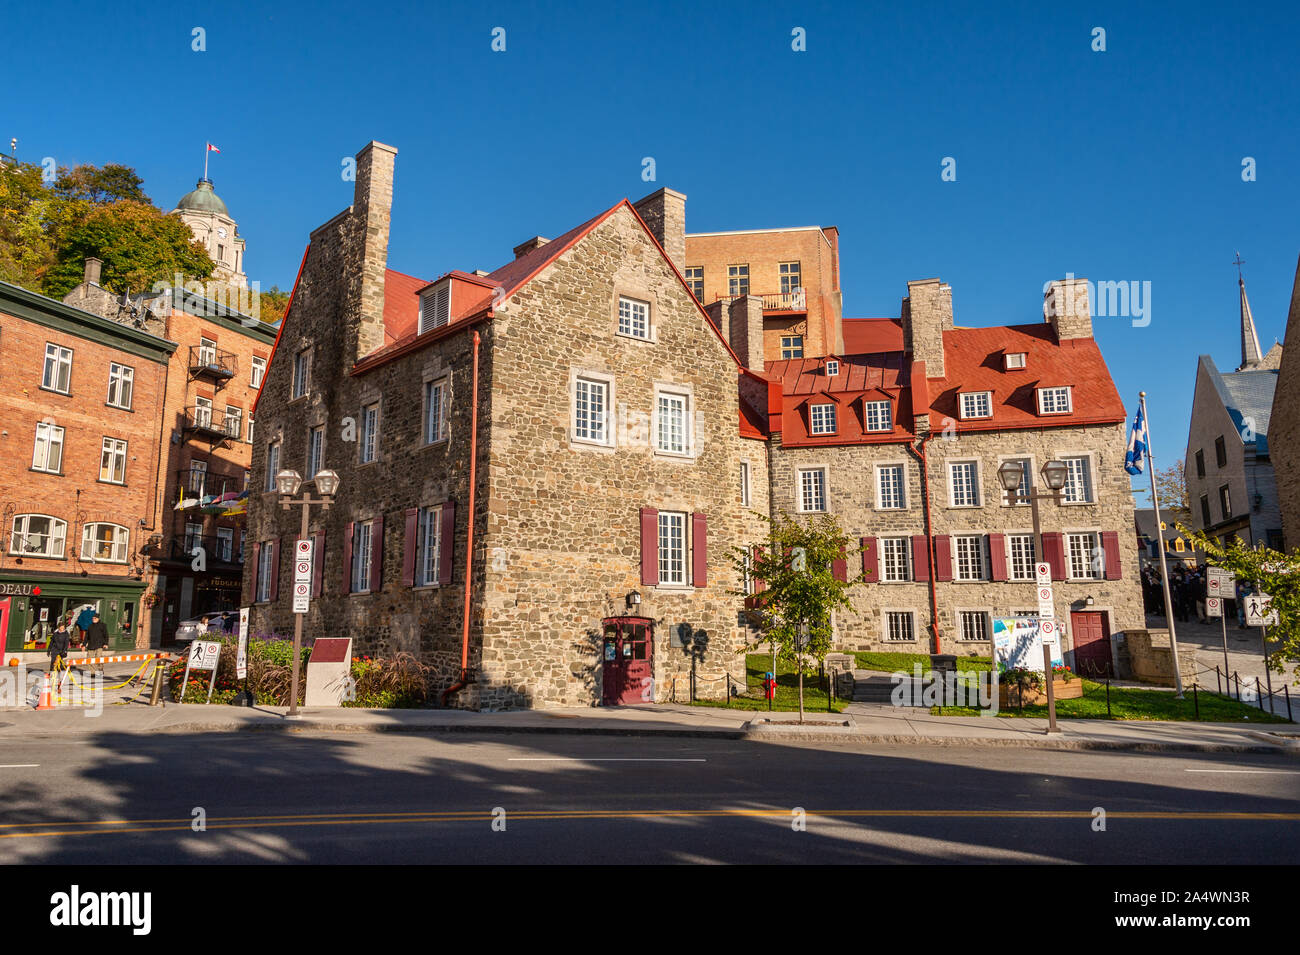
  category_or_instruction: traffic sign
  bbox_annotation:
[1245,593,1278,627]
[294,539,314,583]
[1035,562,1052,586]
[1206,596,1222,618]
[1040,618,1059,646]
[188,640,221,671]
[293,581,310,614]
[1037,583,1054,616]
[1207,567,1235,598]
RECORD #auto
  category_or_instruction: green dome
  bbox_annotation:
[176,179,229,217]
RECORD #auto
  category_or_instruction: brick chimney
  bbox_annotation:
[632,187,687,272]
[83,257,102,286]
[1044,277,1093,341]
[512,236,550,259]
[351,141,397,360]
[902,278,952,379]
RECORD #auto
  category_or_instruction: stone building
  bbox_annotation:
[246,142,770,708]
[1268,254,1300,550]
[1183,271,1285,551]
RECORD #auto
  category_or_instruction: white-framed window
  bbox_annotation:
[360,402,379,463]
[106,363,134,409]
[264,441,280,492]
[1008,534,1036,580]
[779,261,802,294]
[884,611,915,643]
[1004,352,1027,370]
[224,406,243,439]
[1067,531,1102,580]
[292,349,311,399]
[10,514,67,558]
[197,337,217,367]
[781,335,803,359]
[617,295,650,340]
[417,506,442,586]
[1062,455,1094,504]
[1038,386,1072,415]
[184,522,203,556]
[684,267,703,301]
[250,355,266,389]
[742,551,755,595]
[657,511,687,586]
[959,391,992,419]
[948,460,981,507]
[239,532,245,564]
[42,343,72,393]
[727,264,749,297]
[825,359,839,377]
[876,464,906,510]
[187,460,208,494]
[351,521,373,593]
[424,378,449,444]
[810,403,837,435]
[959,610,989,642]
[307,426,324,478]
[574,376,610,445]
[864,400,891,432]
[740,462,751,507]
[954,535,986,580]
[32,422,65,473]
[247,414,255,445]
[215,526,234,562]
[418,282,451,334]
[99,437,127,484]
[1002,457,1031,504]
[80,523,129,563]
[255,543,274,602]
[656,390,689,455]
[798,468,827,512]
[194,395,213,429]
[881,537,911,581]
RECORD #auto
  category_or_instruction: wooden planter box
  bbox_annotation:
[999,679,1084,707]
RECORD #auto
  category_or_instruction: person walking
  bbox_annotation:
[47,620,71,691]
[75,605,96,647]
[1235,580,1250,628]
[1194,572,1208,624]
[85,613,110,674]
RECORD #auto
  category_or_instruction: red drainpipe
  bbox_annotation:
[905,433,943,654]
[441,329,481,705]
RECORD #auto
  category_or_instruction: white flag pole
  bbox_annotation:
[1140,392,1185,697]
[203,143,209,181]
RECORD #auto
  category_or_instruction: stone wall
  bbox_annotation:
[1273,257,1300,550]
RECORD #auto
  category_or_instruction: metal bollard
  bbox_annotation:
[1192,683,1199,720]
[148,659,166,706]
[1256,677,1265,712]
[1285,684,1292,723]
[1106,677,1111,719]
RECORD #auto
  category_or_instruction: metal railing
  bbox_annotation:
[188,344,239,379]
[170,535,242,565]
[175,468,245,499]
[182,405,239,438]
[711,289,808,311]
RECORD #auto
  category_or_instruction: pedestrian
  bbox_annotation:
[85,613,110,674]
[75,605,96,646]
[1195,572,1207,623]
[48,620,71,689]
[1235,581,1250,628]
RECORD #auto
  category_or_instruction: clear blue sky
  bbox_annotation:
[7,0,1298,498]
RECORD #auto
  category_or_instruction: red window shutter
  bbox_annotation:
[691,512,707,587]
[640,507,659,586]
[369,516,384,592]
[1102,530,1122,580]
[341,522,354,593]
[862,537,878,581]
[268,538,281,602]
[249,542,261,601]
[988,533,1008,582]
[911,535,930,581]
[932,535,953,581]
[753,545,767,592]
[439,501,456,586]
[1043,532,1067,580]
[832,545,847,582]
[401,508,419,587]
[312,531,325,597]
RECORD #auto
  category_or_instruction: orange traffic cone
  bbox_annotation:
[35,671,55,710]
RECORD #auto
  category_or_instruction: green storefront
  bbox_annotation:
[0,573,146,655]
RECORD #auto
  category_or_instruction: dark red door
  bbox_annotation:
[601,618,653,705]
[1070,611,1112,677]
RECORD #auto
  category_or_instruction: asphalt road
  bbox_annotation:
[0,731,1296,864]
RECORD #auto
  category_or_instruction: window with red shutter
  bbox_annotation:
[369,516,384,592]
[639,507,658,587]
[312,531,325,597]
[691,513,707,587]
[1101,530,1122,580]
[341,522,354,593]
[269,538,281,602]
[932,535,953,582]
[439,501,456,586]
[401,508,418,587]
[988,533,1008,582]
[911,535,930,581]
[862,537,878,581]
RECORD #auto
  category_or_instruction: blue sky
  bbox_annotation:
[7,0,1298,497]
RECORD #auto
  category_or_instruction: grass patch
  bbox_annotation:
[690,653,849,713]
[934,680,1290,723]
[854,651,991,675]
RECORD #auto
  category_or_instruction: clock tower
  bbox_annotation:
[172,178,248,289]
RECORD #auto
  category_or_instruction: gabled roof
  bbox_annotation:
[484,206,615,303]
[767,352,907,396]
[382,268,430,345]
[842,317,904,354]
[1199,353,1277,452]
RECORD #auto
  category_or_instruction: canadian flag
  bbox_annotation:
[206,142,221,153]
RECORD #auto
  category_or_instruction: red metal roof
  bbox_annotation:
[765,352,913,446]
[382,268,429,345]
[842,317,904,354]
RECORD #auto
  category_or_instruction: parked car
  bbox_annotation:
[173,611,238,643]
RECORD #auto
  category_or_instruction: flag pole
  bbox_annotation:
[203,143,209,182]
[1140,391,1185,698]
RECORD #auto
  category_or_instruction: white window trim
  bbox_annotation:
[881,609,919,644]
[569,368,616,450]
[952,534,988,582]
[99,436,128,485]
[740,460,751,507]
[879,536,913,583]
[214,526,235,562]
[418,281,451,335]
[955,608,993,643]
[250,355,266,389]
[1037,386,1073,415]
[422,376,450,446]
[42,343,73,394]
[1005,530,1037,581]
[652,382,695,459]
[360,402,380,464]
[32,422,65,474]
[959,391,993,420]
[616,294,653,343]
[255,543,274,603]
[106,363,134,410]
[415,505,443,588]
[995,454,1036,506]
[292,348,312,400]
[1057,451,1098,506]
[1064,528,1105,581]
[264,442,281,492]
[10,514,68,559]
[797,466,829,513]
[825,359,839,377]
[351,520,374,594]
[863,399,892,433]
[656,510,690,588]
[874,462,908,510]
[81,522,130,564]
[307,425,325,479]
[946,459,983,508]
[1004,352,1027,370]
[809,402,837,435]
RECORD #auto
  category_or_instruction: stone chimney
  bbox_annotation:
[513,236,550,259]
[902,278,952,379]
[1044,277,1093,341]
[83,257,102,287]
[632,187,686,272]
[351,141,397,360]
[728,296,765,370]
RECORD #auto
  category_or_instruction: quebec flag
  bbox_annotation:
[1124,405,1148,475]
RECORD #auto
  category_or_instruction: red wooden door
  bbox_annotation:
[601,618,654,705]
[1070,611,1112,677]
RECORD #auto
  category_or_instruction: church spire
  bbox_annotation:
[1236,252,1263,370]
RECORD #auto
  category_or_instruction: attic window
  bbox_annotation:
[418,282,451,335]
[959,391,993,420]
[825,359,839,377]
[1004,352,1027,370]
[1037,386,1072,415]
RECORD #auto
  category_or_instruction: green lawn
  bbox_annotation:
[935,680,1290,723]
[690,653,849,713]
[854,651,992,675]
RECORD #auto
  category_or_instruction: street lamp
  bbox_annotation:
[278,468,340,718]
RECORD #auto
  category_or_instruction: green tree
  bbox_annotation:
[53,163,150,205]
[1181,527,1300,681]
[253,284,291,324]
[1140,461,1190,523]
[731,511,866,720]
[0,160,57,289]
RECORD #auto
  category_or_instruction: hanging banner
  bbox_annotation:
[992,617,1064,672]
[236,607,249,680]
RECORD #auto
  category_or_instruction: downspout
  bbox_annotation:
[442,329,481,705]
[906,433,942,654]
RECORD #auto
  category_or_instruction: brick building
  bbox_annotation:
[1268,254,1300,550]
[0,282,173,654]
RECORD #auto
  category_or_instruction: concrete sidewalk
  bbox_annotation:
[3,697,1297,753]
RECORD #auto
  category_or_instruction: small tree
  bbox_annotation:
[730,510,867,720]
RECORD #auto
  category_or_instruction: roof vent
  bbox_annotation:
[418,281,451,335]
[1004,352,1027,370]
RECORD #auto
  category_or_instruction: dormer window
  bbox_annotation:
[1037,386,1072,415]
[863,400,891,432]
[825,359,839,377]
[959,391,993,420]
[1004,352,1027,370]
[419,281,451,335]
[810,403,837,435]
